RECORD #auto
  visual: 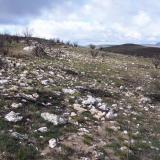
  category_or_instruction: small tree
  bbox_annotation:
[0,39,4,49]
[66,41,70,46]
[0,58,4,69]
[0,37,9,56]
[23,27,33,38]
[99,47,103,51]
[89,44,96,50]
[73,42,78,48]
[23,27,33,45]
[152,55,160,69]
[47,39,56,52]
[90,44,98,58]
[56,38,60,43]
[13,33,20,43]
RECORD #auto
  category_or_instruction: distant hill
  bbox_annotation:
[95,44,114,49]
[143,43,160,48]
[85,44,113,49]
[101,43,160,58]
[156,42,160,46]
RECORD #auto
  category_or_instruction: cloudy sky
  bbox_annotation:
[0,0,160,45]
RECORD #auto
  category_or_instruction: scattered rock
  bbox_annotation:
[38,127,48,133]
[63,88,76,94]
[120,85,126,91]
[123,130,128,134]
[82,95,97,105]
[97,103,108,111]
[78,128,90,133]
[41,112,67,125]
[20,93,38,101]
[94,111,106,120]
[73,104,87,113]
[70,112,77,117]
[110,125,120,132]
[41,80,49,85]
[49,138,57,148]
[11,132,28,140]
[23,46,36,52]
[106,110,117,119]
[140,97,151,104]
[5,111,23,122]
[89,107,97,115]
[0,79,8,84]
[120,146,128,151]
[11,103,22,109]
[80,157,90,160]
[136,86,144,92]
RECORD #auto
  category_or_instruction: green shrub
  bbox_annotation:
[0,134,19,154]
[145,80,160,101]
[0,133,39,160]
[17,145,38,160]
[83,134,93,145]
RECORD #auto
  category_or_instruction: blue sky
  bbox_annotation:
[0,0,160,45]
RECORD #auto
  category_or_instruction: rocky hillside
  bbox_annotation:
[0,40,160,160]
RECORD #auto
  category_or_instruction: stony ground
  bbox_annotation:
[0,45,160,160]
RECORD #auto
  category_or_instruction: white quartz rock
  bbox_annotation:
[62,88,76,94]
[23,46,36,51]
[78,128,89,133]
[49,138,57,148]
[11,103,22,108]
[82,95,97,105]
[70,112,77,117]
[5,111,23,122]
[0,80,8,84]
[73,104,87,113]
[140,97,151,104]
[38,127,48,133]
[41,112,67,125]
[106,110,117,119]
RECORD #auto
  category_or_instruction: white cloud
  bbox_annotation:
[133,11,151,27]
[112,23,142,40]
[0,24,24,34]
[2,0,160,45]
